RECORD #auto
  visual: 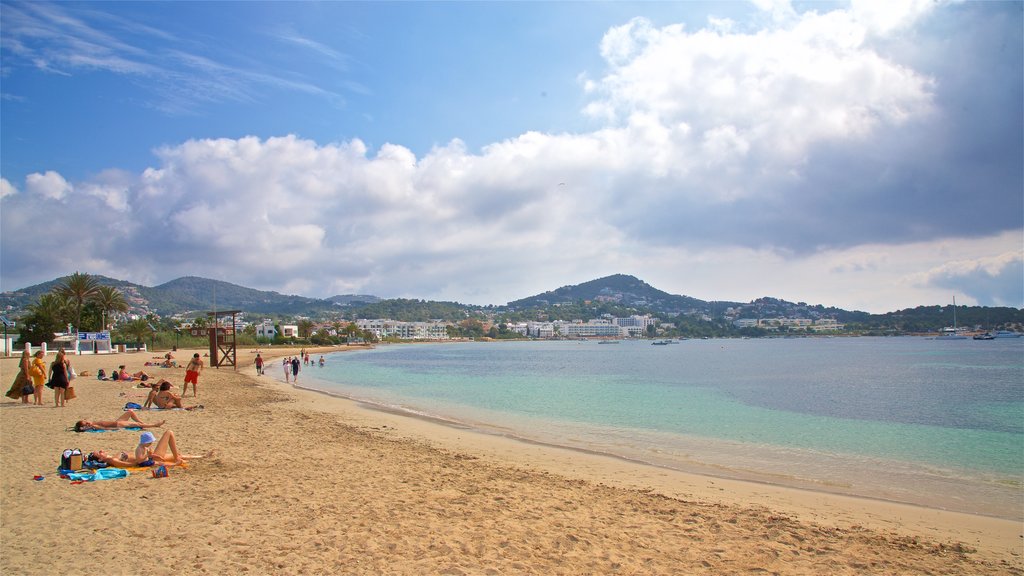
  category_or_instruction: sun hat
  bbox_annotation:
[139,431,156,445]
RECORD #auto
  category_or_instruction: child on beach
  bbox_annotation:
[255,353,264,376]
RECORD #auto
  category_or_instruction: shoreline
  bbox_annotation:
[269,358,1023,559]
[291,376,1020,522]
[2,346,1022,574]
[284,343,1022,521]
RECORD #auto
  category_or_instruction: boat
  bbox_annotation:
[651,339,672,345]
[972,332,995,340]
[994,330,1023,338]
[598,340,620,344]
[935,295,968,340]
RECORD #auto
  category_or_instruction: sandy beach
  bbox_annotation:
[1,346,1021,575]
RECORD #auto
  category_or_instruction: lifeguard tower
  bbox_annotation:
[190,310,240,369]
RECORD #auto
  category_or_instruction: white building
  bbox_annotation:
[614,315,657,337]
[256,320,278,339]
[553,320,626,338]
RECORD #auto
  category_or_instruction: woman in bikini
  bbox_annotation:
[150,381,202,410]
[92,430,198,467]
[73,410,165,432]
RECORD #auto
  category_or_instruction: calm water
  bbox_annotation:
[292,337,1023,518]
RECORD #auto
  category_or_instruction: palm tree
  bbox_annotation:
[56,272,100,333]
[93,285,129,332]
[122,317,153,346]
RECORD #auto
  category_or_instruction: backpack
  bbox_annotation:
[97,369,106,380]
[60,448,84,472]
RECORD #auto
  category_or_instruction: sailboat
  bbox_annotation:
[936,296,968,340]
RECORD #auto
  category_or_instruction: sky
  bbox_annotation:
[1,1,1022,314]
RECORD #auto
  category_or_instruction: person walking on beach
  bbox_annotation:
[182,353,203,397]
[283,357,291,382]
[49,349,71,407]
[30,350,47,405]
[255,353,264,376]
[291,356,300,382]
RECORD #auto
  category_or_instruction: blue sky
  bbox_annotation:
[1,0,1021,313]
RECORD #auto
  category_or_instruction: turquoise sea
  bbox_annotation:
[290,337,1023,519]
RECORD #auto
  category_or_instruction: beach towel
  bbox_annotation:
[83,427,142,433]
[64,468,128,482]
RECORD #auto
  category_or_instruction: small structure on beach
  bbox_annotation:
[191,310,240,369]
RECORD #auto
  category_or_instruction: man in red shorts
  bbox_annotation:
[182,353,204,397]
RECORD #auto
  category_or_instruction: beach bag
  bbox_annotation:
[152,465,168,478]
[60,448,84,472]
[21,383,34,396]
[111,371,119,381]
[97,369,106,380]
[124,402,142,410]
[68,367,77,381]
[65,386,76,400]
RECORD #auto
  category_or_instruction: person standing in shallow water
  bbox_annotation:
[291,356,300,382]
[182,353,203,397]
[283,357,291,383]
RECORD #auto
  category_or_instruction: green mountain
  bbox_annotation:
[0,275,349,317]
[506,274,708,314]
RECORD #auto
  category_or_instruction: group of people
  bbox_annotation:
[5,349,74,407]
[277,351,326,383]
[5,350,205,409]
[71,411,194,467]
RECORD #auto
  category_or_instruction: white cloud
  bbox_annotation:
[0,178,17,199]
[585,12,937,165]
[25,170,73,200]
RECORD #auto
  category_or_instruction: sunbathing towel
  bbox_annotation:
[83,427,142,433]
[65,468,129,481]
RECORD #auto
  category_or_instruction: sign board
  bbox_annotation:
[78,331,111,341]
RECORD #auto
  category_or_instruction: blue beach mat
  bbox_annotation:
[84,427,142,433]
[64,468,129,481]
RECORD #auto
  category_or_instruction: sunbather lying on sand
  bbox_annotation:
[73,410,165,432]
[91,430,201,467]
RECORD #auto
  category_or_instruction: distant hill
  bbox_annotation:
[506,274,709,314]
[2,273,1021,332]
[0,275,369,317]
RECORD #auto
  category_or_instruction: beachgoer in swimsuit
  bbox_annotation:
[74,410,165,432]
[152,382,202,410]
[92,430,198,467]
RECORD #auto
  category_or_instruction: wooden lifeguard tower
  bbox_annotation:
[197,310,240,369]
